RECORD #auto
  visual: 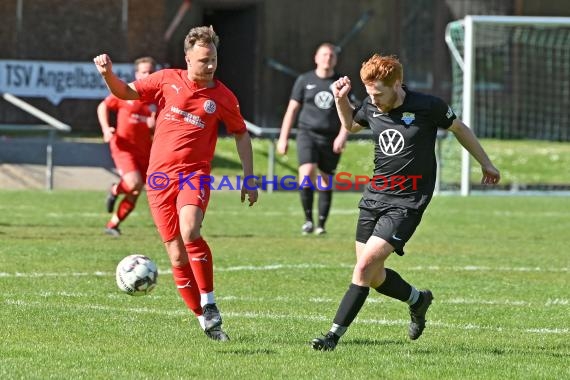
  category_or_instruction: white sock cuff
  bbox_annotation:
[197,315,205,330]
[330,323,347,337]
[407,287,420,305]
[200,292,215,307]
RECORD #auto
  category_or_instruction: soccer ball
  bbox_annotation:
[115,254,158,296]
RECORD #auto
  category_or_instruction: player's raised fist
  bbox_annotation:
[332,76,351,99]
[93,54,113,76]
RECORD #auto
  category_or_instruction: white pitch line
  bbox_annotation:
[1,298,568,335]
[1,292,567,309]
[0,263,567,279]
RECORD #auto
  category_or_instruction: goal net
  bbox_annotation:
[444,16,570,195]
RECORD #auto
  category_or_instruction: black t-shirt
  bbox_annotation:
[353,88,456,209]
[290,70,343,136]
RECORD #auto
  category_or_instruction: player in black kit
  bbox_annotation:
[311,54,500,351]
[277,43,356,236]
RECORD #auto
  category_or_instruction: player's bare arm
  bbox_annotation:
[96,101,116,143]
[448,119,501,184]
[333,76,363,133]
[93,54,140,101]
[277,100,302,155]
[332,124,349,153]
[234,131,259,206]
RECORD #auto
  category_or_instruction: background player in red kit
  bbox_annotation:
[94,26,258,341]
[97,56,157,237]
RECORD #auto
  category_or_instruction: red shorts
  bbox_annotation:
[146,170,211,242]
[110,140,150,179]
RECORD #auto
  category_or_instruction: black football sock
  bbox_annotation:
[300,187,314,222]
[330,283,369,336]
[317,190,332,228]
[375,268,419,305]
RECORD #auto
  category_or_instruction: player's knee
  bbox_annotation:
[353,253,387,281]
[353,259,375,279]
[131,183,144,196]
[298,163,316,178]
[126,180,143,194]
[164,241,188,267]
[180,222,201,242]
[353,261,367,275]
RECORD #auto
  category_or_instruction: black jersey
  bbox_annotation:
[353,88,456,209]
[290,70,343,136]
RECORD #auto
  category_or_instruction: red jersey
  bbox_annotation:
[134,69,247,177]
[104,95,153,158]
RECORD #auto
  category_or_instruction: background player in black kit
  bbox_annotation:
[277,43,356,235]
[311,54,500,351]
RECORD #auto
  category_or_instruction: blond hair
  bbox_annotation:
[184,26,219,53]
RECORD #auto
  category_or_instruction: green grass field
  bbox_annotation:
[0,190,568,379]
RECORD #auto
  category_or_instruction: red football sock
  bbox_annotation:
[116,198,135,221]
[171,264,202,316]
[185,237,214,294]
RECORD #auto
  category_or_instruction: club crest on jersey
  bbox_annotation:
[401,112,415,125]
[203,100,217,114]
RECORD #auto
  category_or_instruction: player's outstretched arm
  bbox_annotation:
[448,119,501,185]
[93,54,140,101]
[96,101,115,143]
[235,131,259,206]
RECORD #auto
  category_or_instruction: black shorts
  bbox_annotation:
[296,129,340,175]
[355,198,424,256]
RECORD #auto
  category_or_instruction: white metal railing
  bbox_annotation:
[1,93,72,190]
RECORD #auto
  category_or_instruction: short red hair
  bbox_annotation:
[360,54,403,86]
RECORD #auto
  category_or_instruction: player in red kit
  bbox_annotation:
[94,26,258,341]
[97,57,156,237]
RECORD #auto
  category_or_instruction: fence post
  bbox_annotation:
[267,138,276,193]
[46,129,55,191]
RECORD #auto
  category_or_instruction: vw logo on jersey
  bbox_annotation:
[314,91,334,109]
[203,100,217,114]
[378,129,405,156]
[401,112,415,125]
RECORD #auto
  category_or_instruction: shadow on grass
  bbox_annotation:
[454,344,570,359]
[343,339,569,359]
[216,348,277,356]
[212,155,244,172]
[347,340,570,359]
[344,338,409,349]
[207,234,255,238]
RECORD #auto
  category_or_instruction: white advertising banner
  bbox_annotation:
[0,60,135,105]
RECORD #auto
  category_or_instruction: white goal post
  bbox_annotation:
[445,15,570,196]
